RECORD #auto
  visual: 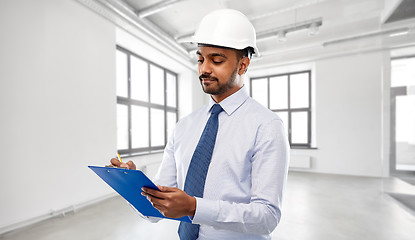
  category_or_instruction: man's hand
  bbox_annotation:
[110,158,136,170]
[141,186,196,219]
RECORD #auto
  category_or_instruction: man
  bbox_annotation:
[111,9,289,240]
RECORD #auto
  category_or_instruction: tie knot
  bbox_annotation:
[210,104,223,115]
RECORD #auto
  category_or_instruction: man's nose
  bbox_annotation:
[199,61,212,75]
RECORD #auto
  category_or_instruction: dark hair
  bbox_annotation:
[235,47,254,60]
[198,43,254,60]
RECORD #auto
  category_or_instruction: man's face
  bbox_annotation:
[197,46,243,102]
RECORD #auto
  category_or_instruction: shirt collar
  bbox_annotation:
[208,85,249,116]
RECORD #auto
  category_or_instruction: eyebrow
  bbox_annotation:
[196,51,228,59]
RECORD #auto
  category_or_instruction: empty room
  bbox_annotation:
[1,0,415,239]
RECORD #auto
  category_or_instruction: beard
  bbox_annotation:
[199,67,238,95]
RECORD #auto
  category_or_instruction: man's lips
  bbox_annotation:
[200,78,217,83]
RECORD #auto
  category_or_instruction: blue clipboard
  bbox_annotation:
[89,166,191,223]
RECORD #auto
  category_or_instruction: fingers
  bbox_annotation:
[141,191,167,213]
[141,186,195,218]
[126,161,136,170]
[110,158,121,167]
[151,201,166,214]
[110,159,136,170]
[142,187,164,198]
[156,185,177,192]
[157,185,168,192]
[141,187,167,210]
[119,161,136,170]
[143,193,164,207]
[120,162,129,169]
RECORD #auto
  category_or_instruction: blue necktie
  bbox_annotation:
[178,104,223,240]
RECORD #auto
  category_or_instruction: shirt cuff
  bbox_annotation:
[192,197,219,225]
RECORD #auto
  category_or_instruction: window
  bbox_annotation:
[390,56,415,173]
[116,46,178,155]
[391,57,415,87]
[250,71,312,148]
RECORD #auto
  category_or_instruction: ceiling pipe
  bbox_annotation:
[176,0,327,42]
[322,27,410,47]
[137,0,186,18]
[176,32,194,43]
[181,17,323,49]
[256,18,323,41]
[249,0,327,21]
[256,27,412,58]
[250,41,415,71]
[99,0,191,59]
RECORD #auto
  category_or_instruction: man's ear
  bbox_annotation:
[238,57,250,75]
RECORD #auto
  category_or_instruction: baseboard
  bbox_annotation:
[0,192,117,236]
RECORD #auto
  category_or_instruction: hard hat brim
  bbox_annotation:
[188,38,260,58]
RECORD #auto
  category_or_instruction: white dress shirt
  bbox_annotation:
[154,85,289,240]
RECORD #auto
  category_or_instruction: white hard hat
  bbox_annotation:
[191,9,260,57]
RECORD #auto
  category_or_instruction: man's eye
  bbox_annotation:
[197,59,203,63]
[213,60,223,64]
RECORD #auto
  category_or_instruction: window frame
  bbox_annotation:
[116,45,178,155]
[250,70,312,148]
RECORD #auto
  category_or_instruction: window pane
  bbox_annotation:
[150,65,164,105]
[167,112,177,139]
[395,95,415,170]
[116,51,128,98]
[251,78,268,107]
[391,58,415,87]
[396,95,415,143]
[131,56,148,101]
[151,108,165,146]
[117,104,129,150]
[291,111,308,144]
[270,76,288,110]
[166,73,177,107]
[276,111,289,138]
[131,106,149,149]
[290,73,309,108]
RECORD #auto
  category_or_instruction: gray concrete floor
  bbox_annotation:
[2,172,415,240]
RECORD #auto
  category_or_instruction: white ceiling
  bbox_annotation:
[83,0,415,69]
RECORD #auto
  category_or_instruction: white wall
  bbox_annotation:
[0,0,112,232]
[250,51,389,177]
[307,51,385,176]
[0,0,202,232]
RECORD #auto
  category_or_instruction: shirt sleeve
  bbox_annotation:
[192,119,290,235]
[153,128,178,188]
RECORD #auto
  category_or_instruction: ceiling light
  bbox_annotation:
[276,31,287,42]
[389,31,409,37]
[256,18,323,42]
[308,22,319,36]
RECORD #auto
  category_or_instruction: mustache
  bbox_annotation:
[199,74,218,82]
